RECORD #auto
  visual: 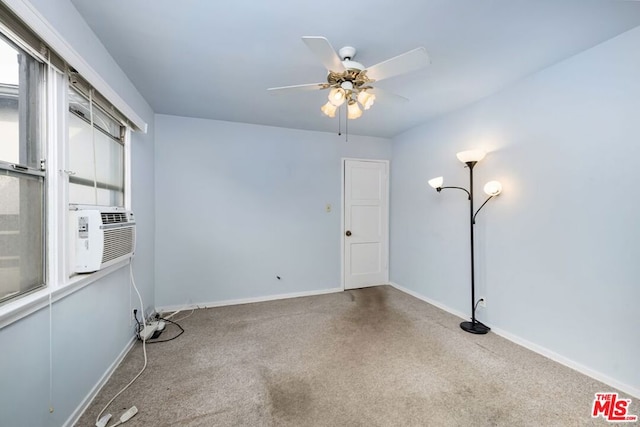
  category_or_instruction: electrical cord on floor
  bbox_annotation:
[95,261,148,427]
[161,310,180,321]
[105,405,138,427]
[162,307,197,322]
[171,309,195,322]
[146,317,184,344]
[474,298,484,313]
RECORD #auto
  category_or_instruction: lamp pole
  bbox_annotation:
[429,151,501,335]
[459,161,489,334]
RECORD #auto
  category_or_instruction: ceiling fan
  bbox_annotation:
[268,36,430,120]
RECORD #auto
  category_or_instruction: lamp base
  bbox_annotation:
[460,321,490,335]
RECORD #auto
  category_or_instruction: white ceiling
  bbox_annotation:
[70,0,640,138]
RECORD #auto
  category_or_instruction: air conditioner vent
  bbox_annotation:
[102,227,135,263]
[101,212,128,224]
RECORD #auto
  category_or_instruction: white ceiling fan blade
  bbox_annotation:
[369,87,409,104]
[302,36,346,72]
[365,47,430,82]
[267,83,328,94]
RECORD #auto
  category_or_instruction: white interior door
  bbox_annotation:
[343,159,389,290]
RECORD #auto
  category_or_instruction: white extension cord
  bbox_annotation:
[95,261,148,427]
[95,413,111,427]
[106,406,138,427]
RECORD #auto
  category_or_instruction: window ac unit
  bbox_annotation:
[71,208,136,273]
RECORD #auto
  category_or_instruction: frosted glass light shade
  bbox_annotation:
[340,81,354,90]
[357,91,376,110]
[483,180,502,196]
[456,150,486,164]
[328,88,346,107]
[320,101,337,118]
[428,176,443,189]
[347,100,362,119]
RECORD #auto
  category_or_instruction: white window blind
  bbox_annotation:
[68,86,125,207]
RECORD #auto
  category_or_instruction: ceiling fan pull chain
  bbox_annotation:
[345,106,349,142]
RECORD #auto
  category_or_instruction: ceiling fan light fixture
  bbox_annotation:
[340,81,354,91]
[347,100,362,120]
[328,87,346,106]
[320,101,338,118]
[268,37,431,126]
[357,90,376,110]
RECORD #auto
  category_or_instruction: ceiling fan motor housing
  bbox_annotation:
[325,45,373,101]
[327,68,371,93]
[338,46,356,60]
[338,46,365,71]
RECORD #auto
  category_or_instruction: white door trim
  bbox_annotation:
[340,158,390,290]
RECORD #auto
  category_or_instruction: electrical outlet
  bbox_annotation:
[478,297,486,308]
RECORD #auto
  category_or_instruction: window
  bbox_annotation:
[68,85,125,207]
[0,3,143,320]
[0,34,45,304]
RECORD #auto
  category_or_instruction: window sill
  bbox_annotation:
[0,259,130,329]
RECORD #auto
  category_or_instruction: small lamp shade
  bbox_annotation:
[428,176,444,189]
[321,101,337,118]
[357,91,376,110]
[456,150,486,164]
[347,100,362,119]
[328,88,346,107]
[483,180,502,196]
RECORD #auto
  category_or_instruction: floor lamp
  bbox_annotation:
[428,150,502,335]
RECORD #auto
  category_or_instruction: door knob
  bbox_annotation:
[345,230,352,236]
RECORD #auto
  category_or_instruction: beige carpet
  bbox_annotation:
[77,286,637,426]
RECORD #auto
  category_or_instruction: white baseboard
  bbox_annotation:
[490,326,640,399]
[390,282,469,321]
[156,287,344,314]
[389,282,640,399]
[63,335,136,427]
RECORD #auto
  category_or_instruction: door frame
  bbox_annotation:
[340,158,390,291]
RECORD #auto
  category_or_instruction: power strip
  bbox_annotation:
[139,323,156,341]
[139,320,166,341]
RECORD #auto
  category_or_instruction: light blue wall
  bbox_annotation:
[2,2,637,425]
[0,1,155,426]
[155,115,391,308]
[390,26,640,393]
[0,309,50,426]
